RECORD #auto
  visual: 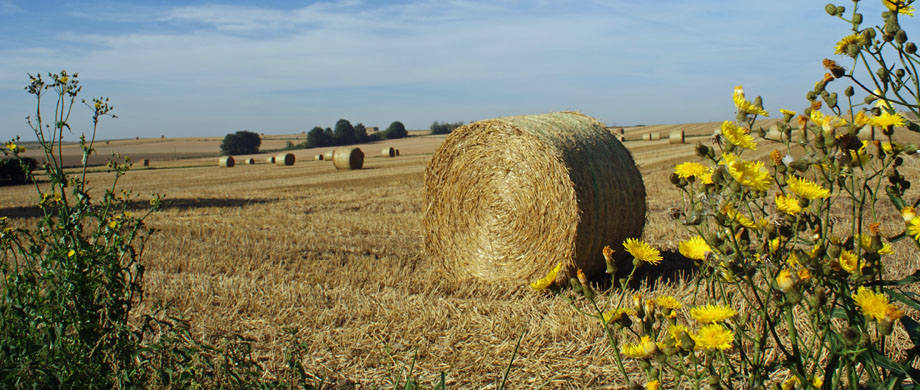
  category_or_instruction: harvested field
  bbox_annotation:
[3,121,920,388]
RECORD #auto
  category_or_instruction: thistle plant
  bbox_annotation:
[542,1,920,388]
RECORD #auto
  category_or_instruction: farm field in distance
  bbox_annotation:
[3,120,920,388]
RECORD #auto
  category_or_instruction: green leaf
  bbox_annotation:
[870,270,920,287]
[883,288,920,312]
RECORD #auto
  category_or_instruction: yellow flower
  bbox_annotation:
[854,110,871,127]
[834,34,867,55]
[690,304,737,323]
[782,376,800,390]
[868,111,906,128]
[770,237,782,253]
[821,115,847,135]
[621,335,657,358]
[530,262,563,290]
[721,203,759,230]
[646,380,660,390]
[700,170,714,185]
[674,162,710,180]
[67,249,76,257]
[812,376,824,388]
[655,295,682,310]
[732,85,769,116]
[602,308,635,323]
[859,234,893,255]
[5,142,16,151]
[852,286,896,322]
[787,176,831,200]
[908,216,920,241]
[692,324,734,351]
[623,238,662,265]
[668,324,689,348]
[902,206,917,222]
[797,268,812,281]
[779,108,796,117]
[60,76,69,84]
[776,269,795,292]
[775,193,802,215]
[839,250,866,274]
[721,153,772,192]
[849,140,871,166]
[721,121,757,150]
[679,236,711,261]
[883,0,915,15]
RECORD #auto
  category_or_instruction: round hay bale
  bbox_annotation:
[219,156,235,168]
[275,153,295,166]
[332,147,364,170]
[395,149,400,156]
[857,126,875,141]
[244,158,255,165]
[266,156,275,164]
[314,154,324,161]
[643,132,661,141]
[142,159,150,167]
[323,150,335,160]
[381,147,396,157]
[618,128,625,135]
[424,111,646,284]
[668,130,685,144]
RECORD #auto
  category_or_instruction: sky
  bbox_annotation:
[0,0,892,141]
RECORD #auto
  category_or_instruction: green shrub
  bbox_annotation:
[0,157,35,186]
[385,121,408,139]
[220,130,261,155]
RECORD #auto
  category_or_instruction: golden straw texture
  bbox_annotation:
[218,156,235,168]
[643,132,661,141]
[668,130,685,144]
[382,147,396,157]
[266,156,275,164]
[275,153,295,166]
[424,112,646,284]
[323,150,335,160]
[333,148,364,170]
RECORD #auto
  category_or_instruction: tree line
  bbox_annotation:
[219,119,407,155]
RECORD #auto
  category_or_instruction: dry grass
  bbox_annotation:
[3,123,920,388]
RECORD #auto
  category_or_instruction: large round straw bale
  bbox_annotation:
[668,129,685,144]
[857,126,875,141]
[424,112,647,284]
[333,148,364,170]
[323,150,335,160]
[219,156,235,168]
[266,156,275,164]
[275,153,295,166]
[314,154,324,161]
[382,147,396,157]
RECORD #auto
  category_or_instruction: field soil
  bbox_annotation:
[3,120,920,388]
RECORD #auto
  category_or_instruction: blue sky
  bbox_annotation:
[0,1,890,140]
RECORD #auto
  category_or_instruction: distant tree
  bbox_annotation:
[430,120,464,135]
[354,123,368,143]
[220,130,261,155]
[333,119,356,145]
[324,128,335,145]
[306,126,331,148]
[385,121,407,139]
[0,157,36,186]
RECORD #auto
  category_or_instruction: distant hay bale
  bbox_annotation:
[219,156,235,168]
[275,153,295,166]
[424,112,647,284]
[668,130,685,144]
[332,147,364,170]
[618,128,625,135]
[381,147,395,157]
[142,159,150,167]
[395,149,400,156]
[244,158,255,165]
[266,156,275,164]
[314,154,324,161]
[643,132,661,141]
[323,150,335,160]
[857,126,875,141]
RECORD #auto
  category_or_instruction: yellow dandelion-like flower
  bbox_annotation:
[60,76,69,84]
[674,162,710,180]
[721,153,772,192]
[812,376,824,388]
[6,142,17,151]
[782,376,800,390]
[838,250,862,274]
[693,324,734,351]
[859,234,894,255]
[834,34,867,55]
[902,206,917,222]
[908,216,920,241]
[776,269,795,292]
[797,268,812,281]
[854,110,871,127]
[530,262,563,290]
[679,236,711,261]
[623,238,662,265]
[849,140,871,166]
[700,170,714,185]
[775,193,802,215]
[821,114,847,135]
[721,203,759,230]
[656,295,682,310]
[868,111,906,128]
[770,237,782,253]
[883,0,915,15]
[601,308,635,323]
[668,324,689,348]
[690,304,737,324]
[787,176,831,200]
[732,86,769,116]
[621,335,657,358]
[886,304,904,322]
[646,380,660,390]
[108,220,118,229]
[721,120,757,150]
[852,287,895,321]
[779,108,796,117]
[67,249,76,257]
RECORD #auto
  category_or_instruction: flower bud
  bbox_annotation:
[844,86,854,97]
[853,13,863,25]
[907,42,917,54]
[877,67,890,83]
[825,3,837,15]
[879,320,894,336]
[806,91,817,101]
[695,142,710,158]
[896,30,908,44]
[864,28,876,40]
